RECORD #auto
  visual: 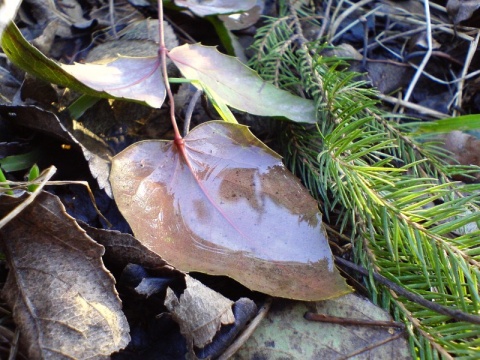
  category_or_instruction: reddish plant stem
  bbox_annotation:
[158,0,183,147]
[155,1,256,249]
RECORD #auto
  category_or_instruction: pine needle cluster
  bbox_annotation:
[249,2,480,358]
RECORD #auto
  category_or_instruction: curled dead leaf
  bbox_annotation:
[165,275,234,349]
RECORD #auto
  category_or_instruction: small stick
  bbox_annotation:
[0,166,56,229]
[0,177,111,227]
[7,328,19,360]
[304,312,405,329]
[183,88,203,136]
[360,15,368,69]
[453,29,480,116]
[218,298,273,360]
[335,256,480,325]
[338,331,404,360]
[108,0,117,38]
[402,0,433,103]
[377,93,448,118]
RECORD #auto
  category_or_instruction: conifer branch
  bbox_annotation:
[249,2,480,358]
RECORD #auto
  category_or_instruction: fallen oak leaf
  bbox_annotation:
[110,121,351,300]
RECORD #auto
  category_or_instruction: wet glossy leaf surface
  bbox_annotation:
[110,121,350,300]
[168,44,317,123]
[174,0,256,17]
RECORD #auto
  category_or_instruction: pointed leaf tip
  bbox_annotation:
[174,0,257,17]
[169,44,317,124]
[1,22,166,108]
[110,121,350,300]
[61,57,166,108]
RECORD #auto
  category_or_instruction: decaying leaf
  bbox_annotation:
[196,297,257,359]
[81,222,173,271]
[234,294,411,360]
[165,275,235,349]
[174,0,256,17]
[110,121,351,300]
[1,22,166,108]
[0,191,130,359]
[442,130,480,181]
[169,44,317,123]
[447,0,480,25]
[219,5,263,31]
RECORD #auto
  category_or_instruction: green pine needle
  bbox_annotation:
[249,3,480,359]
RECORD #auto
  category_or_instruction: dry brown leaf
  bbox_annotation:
[235,294,411,359]
[165,275,235,349]
[0,191,130,359]
[81,222,173,271]
[447,0,480,24]
[442,131,480,181]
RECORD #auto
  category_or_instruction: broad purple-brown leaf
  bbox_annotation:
[174,0,256,17]
[110,121,351,300]
[1,23,166,108]
[62,57,166,108]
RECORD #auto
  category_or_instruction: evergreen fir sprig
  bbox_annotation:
[249,2,480,358]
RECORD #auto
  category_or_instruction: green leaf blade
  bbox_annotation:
[1,22,94,95]
[410,114,480,134]
[169,44,317,123]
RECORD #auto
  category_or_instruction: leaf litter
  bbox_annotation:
[234,294,411,360]
[165,275,235,349]
[2,0,471,358]
[0,191,130,359]
[2,2,350,358]
[0,1,398,358]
